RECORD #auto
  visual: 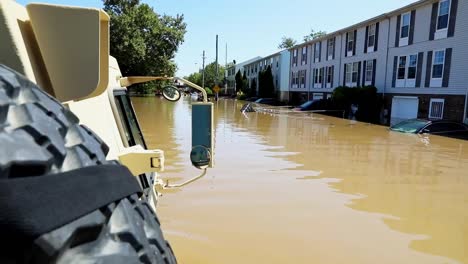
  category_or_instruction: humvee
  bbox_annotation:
[0,0,213,262]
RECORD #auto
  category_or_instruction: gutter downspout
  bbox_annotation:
[464,88,468,124]
[383,16,391,99]
[338,34,343,89]
[308,45,311,101]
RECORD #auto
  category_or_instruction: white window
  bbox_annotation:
[368,24,376,50]
[345,63,352,84]
[327,38,335,60]
[326,66,333,88]
[347,32,354,54]
[299,70,306,88]
[313,68,322,88]
[326,67,333,84]
[396,55,418,87]
[429,98,445,119]
[302,46,308,65]
[430,50,445,87]
[292,72,299,88]
[345,62,359,87]
[408,55,417,80]
[437,0,450,31]
[365,60,374,84]
[432,50,445,79]
[293,49,298,66]
[314,43,321,63]
[400,13,411,39]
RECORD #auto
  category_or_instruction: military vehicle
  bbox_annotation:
[0,0,214,262]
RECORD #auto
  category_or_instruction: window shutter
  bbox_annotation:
[345,33,349,57]
[395,15,401,47]
[357,61,362,87]
[429,2,438,40]
[362,60,367,85]
[392,56,398,88]
[448,0,458,37]
[372,59,377,86]
[416,52,424,87]
[322,67,326,88]
[343,64,347,86]
[304,70,307,87]
[331,66,334,87]
[353,30,357,56]
[333,37,336,59]
[319,42,322,62]
[443,48,452,87]
[326,39,330,61]
[364,26,369,53]
[409,10,416,45]
[374,22,380,51]
[425,51,433,87]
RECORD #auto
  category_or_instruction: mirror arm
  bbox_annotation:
[119,76,208,103]
[174,77,208,103]
[161,169,207,189]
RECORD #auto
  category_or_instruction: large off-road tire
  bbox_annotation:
[0,65,176,263]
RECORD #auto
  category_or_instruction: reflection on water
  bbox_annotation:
[132,97,468,264]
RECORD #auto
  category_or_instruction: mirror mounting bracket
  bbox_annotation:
[158,169,208,189]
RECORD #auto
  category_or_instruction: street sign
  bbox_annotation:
[213,85,220,93]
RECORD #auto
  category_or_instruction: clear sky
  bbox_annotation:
[18,0,415,76]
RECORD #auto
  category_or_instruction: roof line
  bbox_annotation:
[289,0,433,49]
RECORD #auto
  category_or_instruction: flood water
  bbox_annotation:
[132,97,468,264]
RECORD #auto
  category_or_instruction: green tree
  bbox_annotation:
[103,0,187,93]
[303,29,327,42]
[278,37,297,49]
[235,70,243,93]
[186,62,225,91]
[242,72,249,94]
[186,72,202,87]
[250,78,257,96]
[258,66,275,98]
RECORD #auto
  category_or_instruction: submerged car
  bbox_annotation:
[254,98,283,106]
[293,99,322,111]
[390,119,468,140]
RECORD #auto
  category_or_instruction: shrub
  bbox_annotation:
[331,86,381,123]
[237,94,247,100]
[204,87,213,96]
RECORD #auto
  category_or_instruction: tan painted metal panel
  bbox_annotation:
[0,0,53,94]
[26,3,109,102]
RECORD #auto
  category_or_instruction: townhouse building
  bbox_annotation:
[226,56,261,94]
[289,0,468,125]
[245,50,291,101]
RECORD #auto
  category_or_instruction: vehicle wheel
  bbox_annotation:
[0,65,176,263]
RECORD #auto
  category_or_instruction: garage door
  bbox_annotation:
[390,96,419,125]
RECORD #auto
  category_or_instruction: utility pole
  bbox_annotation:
[225,43,228,94]
[215,35,219,101]
[202,50,206,89]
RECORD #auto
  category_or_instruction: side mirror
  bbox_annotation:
[190,145,211,169]
[192,102,214,168]
[422,129,430,133]
[162,85,181,102]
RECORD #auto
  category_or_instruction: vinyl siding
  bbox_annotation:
[387,0,468,95]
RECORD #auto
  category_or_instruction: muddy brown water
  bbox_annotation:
[132,97,468,264]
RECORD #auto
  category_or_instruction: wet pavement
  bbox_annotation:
[132,97,468,264]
